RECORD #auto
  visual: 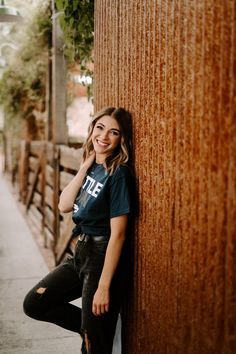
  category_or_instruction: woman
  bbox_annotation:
[23,107,133,354]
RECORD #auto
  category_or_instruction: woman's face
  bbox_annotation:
[91,115,121,162]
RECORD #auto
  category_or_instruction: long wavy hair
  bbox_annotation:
[82,107,133,174]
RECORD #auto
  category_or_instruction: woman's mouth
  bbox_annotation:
[96,139,109,147]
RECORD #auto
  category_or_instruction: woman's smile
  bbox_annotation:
[96,139,109,147]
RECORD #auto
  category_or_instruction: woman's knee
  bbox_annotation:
[23,286,47,319]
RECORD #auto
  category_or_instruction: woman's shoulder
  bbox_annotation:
[110,164,133,182]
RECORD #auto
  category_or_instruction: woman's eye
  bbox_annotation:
[96,125,103,130]
[111,131,119,136]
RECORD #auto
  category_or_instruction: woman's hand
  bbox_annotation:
[92,285,109,316]
[80,151,96,171]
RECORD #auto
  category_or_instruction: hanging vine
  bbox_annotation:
[55,0,94,91]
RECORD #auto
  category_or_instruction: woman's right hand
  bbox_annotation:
[80,151,96,171]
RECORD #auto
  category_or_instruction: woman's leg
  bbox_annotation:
[82,276,122,354]
[23,257,83,333]
[77,237,123,354]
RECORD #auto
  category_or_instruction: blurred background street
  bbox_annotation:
[0,162,81,354]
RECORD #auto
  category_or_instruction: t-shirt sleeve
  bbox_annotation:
[109,166,131,218]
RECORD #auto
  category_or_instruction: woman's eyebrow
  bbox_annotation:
[97,122,120,133]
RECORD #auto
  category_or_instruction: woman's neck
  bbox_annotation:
[95,153,107,164]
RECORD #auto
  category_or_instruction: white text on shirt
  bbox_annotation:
[82,175,103,198]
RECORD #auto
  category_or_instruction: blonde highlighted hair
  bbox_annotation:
[83,107,133,174]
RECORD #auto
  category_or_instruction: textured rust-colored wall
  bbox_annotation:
[94,1,236,353]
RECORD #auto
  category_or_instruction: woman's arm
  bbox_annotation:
[92,214,128,316]
[58,152,95,213]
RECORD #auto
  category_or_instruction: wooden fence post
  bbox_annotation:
[26,149,44,210]
[18,140,30,203]
[53,144,60,250]
[55,145,83,264]
[40,142,47,246]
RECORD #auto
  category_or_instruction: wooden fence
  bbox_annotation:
[18,140,83,264]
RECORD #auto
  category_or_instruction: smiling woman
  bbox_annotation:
[23,107,134,354]
[83,107,132,175]
[92,116,121,163]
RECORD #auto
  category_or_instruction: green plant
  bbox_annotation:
[55,0,94,97]
[55,0,94,65]
[0,1,52,173]
[0,2,51,120]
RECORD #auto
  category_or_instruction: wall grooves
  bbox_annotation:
[94,1,236,353]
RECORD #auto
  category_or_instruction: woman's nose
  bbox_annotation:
[100,130,109,139]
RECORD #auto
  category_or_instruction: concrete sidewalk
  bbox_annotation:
[0,173,81,354]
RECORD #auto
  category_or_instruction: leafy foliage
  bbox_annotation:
[55,0,94,99]
[55,0,94,66]
[0,2,51,119]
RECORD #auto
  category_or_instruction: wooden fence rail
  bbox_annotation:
[18,140,83,264]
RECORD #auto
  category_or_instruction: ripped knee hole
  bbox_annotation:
[36,287,47,295]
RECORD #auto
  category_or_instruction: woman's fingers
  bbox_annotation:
[92,303,109,316]
[92,289,109,316]
[81,151,96,170]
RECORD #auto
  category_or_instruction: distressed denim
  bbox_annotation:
[23,235,123,354]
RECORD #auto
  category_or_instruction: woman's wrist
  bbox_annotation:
[78,165,88,174]
[98,281,110,290]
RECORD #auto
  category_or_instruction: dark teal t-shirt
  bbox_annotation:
[72,163,132,237]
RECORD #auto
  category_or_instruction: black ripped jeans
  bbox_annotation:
[23,235,123,354]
